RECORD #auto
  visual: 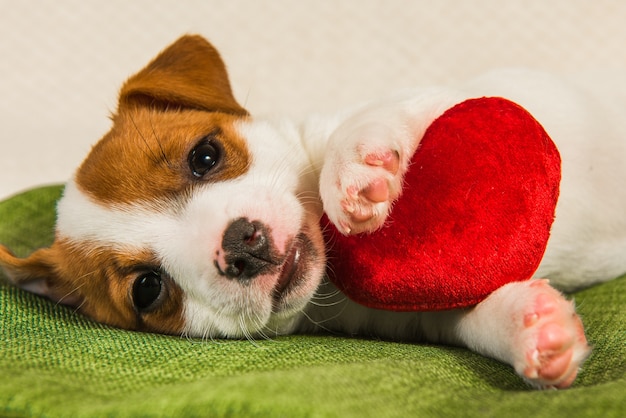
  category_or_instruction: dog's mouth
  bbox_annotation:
[272,233,309,310]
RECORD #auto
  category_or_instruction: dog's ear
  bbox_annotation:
[0,244,82,307]
[118,34,247,116]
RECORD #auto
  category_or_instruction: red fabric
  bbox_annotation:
[322,97,561,311]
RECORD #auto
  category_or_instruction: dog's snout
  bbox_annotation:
[220,218,273,281]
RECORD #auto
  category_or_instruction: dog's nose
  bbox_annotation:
[220,218,273,281]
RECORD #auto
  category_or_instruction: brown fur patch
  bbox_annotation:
[76,109,251,205]
[0,239,185,335]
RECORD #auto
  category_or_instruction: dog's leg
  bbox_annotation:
[303,278,589,388]
[319,124,405,235]
[318,89,463,235]
[424,279,591,389]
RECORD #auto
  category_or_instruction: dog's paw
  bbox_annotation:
[512,280,591,389]
[320,127,406,235]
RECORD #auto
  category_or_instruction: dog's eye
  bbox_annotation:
[189,139,221,178]
[132,271,163,311]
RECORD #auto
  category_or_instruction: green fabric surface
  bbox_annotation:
[0,185,625,417]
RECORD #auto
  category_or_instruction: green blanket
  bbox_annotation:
[1,186,625,417]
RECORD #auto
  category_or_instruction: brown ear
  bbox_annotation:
[118,34,248,116]
[0,244,82,307]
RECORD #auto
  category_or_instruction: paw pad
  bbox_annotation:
[517,281,591,389]
[331,149,402,235]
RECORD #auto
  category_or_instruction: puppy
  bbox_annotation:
[2,35,625,389]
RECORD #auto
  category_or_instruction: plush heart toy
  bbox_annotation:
[322,97,561,311]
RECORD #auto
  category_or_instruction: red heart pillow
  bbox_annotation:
[322,97,561,311]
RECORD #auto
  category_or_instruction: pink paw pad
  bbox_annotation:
[338,149,401,233]
[364,150,400,175]
[362,178,390,203]
[521,282,590,388]
[358,150,400,205]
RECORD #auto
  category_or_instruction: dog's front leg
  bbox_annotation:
[318,88,464,235]
[425,279,591,389]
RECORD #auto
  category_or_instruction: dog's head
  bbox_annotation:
[0,35,326,338]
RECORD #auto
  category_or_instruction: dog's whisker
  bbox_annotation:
[128,112,162,165]
[296,163,321,179]
[148,111,174,170]
[295,191,320,202]
[311,288,343,300]
[206,325,221,344]
[205,308,228,344]
[180,330,194,344]
[202,326,214,344]
[309,284,347,307]
[295,195,319,203]
[308,298,347,308]
[251,309,276,343]
[54,276,90,307]
[299,310,338,334]
[254,324,274,343]
[251,311,274,342]
[238,314,264,347]
[72,297,89,316]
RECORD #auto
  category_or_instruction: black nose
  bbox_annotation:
[220,218,273,281]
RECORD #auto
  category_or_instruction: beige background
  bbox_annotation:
[1,0,625,199]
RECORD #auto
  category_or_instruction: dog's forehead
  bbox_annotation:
[75,109,251,206]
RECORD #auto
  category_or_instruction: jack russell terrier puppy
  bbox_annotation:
[2,35,625,389]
